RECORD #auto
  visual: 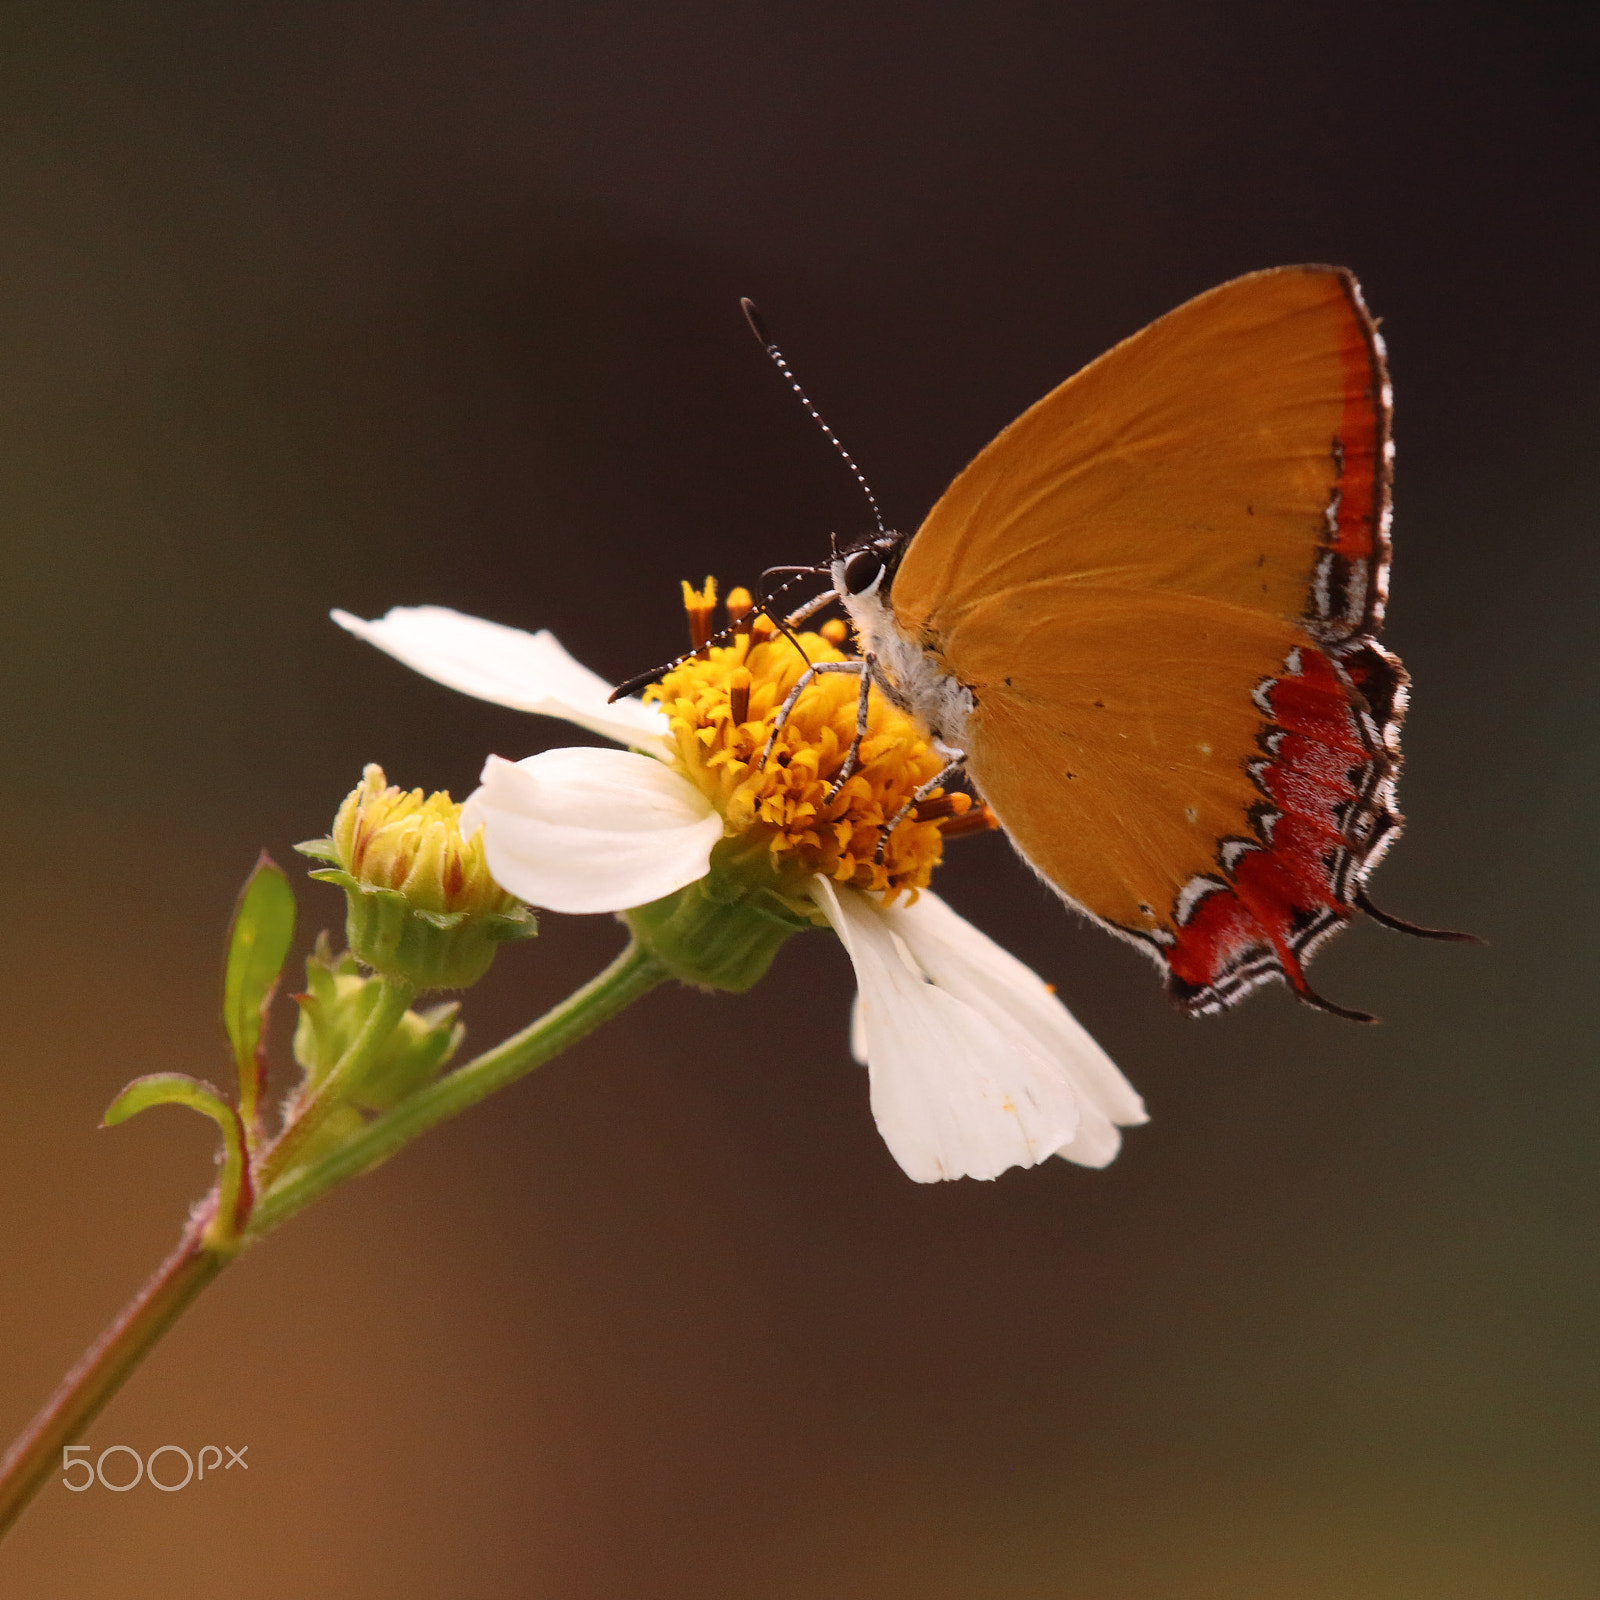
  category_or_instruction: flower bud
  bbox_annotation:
[299,764,536,989]
[292,937,465,1111]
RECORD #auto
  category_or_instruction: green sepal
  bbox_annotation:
[354,1000,463,1110]
[294,836,341,865]
[292,934,365,1093]
[222,853,296,1140]
[308,867,535,990]
[279,1102,368,1175]
[103,1073,252,1249]
[622,840,816,993]
[414,908,469,931]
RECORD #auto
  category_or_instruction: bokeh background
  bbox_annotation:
[2,4,1596,1596]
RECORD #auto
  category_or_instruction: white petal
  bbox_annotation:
[462,749,722,915]
[811,878,1081,1183]
[849,993,869,1067]
[1052,1100,1127,1169]
[880,890,1148,1136]
[332,606,672,758]
[876,891,1145,1170]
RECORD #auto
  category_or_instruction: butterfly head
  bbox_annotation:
[829,530,911,651]
[831,531,906,600]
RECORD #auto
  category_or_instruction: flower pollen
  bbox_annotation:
[646,581,963,901]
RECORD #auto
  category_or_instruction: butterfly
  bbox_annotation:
[629,267,1469,1018]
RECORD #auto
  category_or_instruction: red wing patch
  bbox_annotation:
[1164,641,1407,1017]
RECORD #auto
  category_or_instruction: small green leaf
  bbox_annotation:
[103,1073,253,1246]
[223,853,296,1136]
[103,1071,235,1128]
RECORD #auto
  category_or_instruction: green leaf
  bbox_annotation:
[223,852,296,1136]
[103,1071,236,1128]
[103,1073,253,1245]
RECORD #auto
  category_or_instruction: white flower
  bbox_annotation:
[335,603,1148,1182]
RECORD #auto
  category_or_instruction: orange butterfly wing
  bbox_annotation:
[891,266,1401,1014]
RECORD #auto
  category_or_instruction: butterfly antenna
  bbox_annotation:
[741,297,886,535]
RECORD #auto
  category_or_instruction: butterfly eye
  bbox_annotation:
[842,548,885,596]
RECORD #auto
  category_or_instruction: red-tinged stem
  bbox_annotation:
[0,1207,229,1540]
[0,938,666,1544]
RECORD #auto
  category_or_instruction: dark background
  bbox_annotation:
[2,4,1596,1596]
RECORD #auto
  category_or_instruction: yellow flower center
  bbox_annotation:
[646,579,984,902]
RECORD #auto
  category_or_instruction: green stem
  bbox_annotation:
[257,973,416,1190]
[249,938,665,1238]
[0,1210,227,1541]
[0,937,664,1545]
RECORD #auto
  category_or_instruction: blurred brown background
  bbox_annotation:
[1,3,1596,1596]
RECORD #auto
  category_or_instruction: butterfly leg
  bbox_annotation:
[874,740,967,864]
[823,656,878,801]
[756,659,867,772]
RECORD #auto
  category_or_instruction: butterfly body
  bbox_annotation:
[829,264,1416,1018]
[834,554,973,750]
